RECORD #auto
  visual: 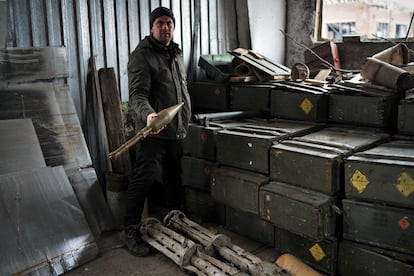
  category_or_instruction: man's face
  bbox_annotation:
[151,15,174,46]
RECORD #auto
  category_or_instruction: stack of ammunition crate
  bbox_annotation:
[182,55,414,275]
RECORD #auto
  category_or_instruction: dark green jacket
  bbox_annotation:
[128,35,191,140]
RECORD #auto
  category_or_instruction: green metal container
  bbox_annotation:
[274,227,338,275]
[260,181,337,240]
[211,166,268,214]
[328,87,399,133]
[342,199,414,255]
[226,206,275,247]
[398,99,414,135]
[338,240,414,276]
[189,81,230,111]
[270,127,389,195]
[185,187,225,225]
[198,54,234,82]
[216,119,318,174]
[345,140,414,208]
[181,155,215,192]
[270,82,329,122]
[230,84,273,112]
[183,121,246,161]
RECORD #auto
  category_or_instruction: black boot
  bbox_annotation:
[120,225,151,257]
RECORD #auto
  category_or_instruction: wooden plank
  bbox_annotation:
[229,48,291,77]
[98,67,131,175]
[91,56,111,176]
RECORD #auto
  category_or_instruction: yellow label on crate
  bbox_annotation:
[395,172,414,197]
[350,170,369,194]
[300,98,313,114]
[309,243,326,262]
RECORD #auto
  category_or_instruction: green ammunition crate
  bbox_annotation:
[230,84,272,112]
[216,119,318,174]
[225,206,274,246]
[274,227,338,275]
[181,156,215,191]
[270,127,389,195]
[338,240,414,276]
[189,81,230,111]
[328,88,399,132]
[345,140,414,208]
[183,121,246,161]
[211,166,268,214]
[183,123,220,161]
[260,181,337,240]
[185,187,225,225]
[342,199,414,255]
[198,54,234,82]
[270,82,329,122]
[398,99,414,135]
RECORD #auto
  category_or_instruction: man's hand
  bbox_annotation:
[147,112,165,134]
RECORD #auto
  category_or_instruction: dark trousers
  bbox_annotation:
[124,137,184,226]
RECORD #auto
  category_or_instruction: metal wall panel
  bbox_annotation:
[116,0,129,101]
[11,0,31,47]
[30,0,47,46]
[0,166,99,275]
[61,0,82,117]
[45,0,63,45]
[0,0,7,47]
[4,0,248,122]
[0,119,46,175]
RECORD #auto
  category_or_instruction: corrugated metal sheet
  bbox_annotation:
[4,0,250,123]
[0,166,99,275]
[0,119,46,174]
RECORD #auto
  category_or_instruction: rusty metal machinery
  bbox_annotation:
[163,210,289,276]
[140,217,248,276]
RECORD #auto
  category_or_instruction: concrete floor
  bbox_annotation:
[66,223,281,276]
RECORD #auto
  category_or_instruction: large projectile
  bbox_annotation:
[109,102,184,160]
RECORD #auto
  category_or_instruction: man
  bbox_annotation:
[121,6,191,257]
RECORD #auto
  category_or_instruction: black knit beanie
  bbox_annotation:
[150,7,175,28]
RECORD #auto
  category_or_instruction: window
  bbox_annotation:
[326,22,356,40]
[319,0,414,41]
[396,24,408,38]
[376,23,389,38]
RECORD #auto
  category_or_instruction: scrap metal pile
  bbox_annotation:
[140,210,289,276]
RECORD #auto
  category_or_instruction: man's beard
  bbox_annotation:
[159,32,172,45]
